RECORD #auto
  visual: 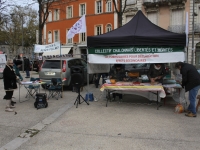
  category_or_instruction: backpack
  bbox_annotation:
[34,93,48,109]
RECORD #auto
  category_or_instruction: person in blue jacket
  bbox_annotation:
[13,61,23,81]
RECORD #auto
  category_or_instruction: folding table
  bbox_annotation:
[19,81,46,103]
[100,82,166,110]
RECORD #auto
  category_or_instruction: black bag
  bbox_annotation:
[34,93,48,109]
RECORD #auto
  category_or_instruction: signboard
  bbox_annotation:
[88,64,110,74]
[88,52,185,64]
[0,54,6,63]
[88,46,184,55]
[34,42,60,53]
[88,46,185,64]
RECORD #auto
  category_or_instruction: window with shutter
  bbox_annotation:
[126,15,134,23]
[147,12,157,25]
[67,6,73,18]
[80,4,86,16]
[96,0,102,14]
[171,9,183,25]
[48,11,52,22]
[106,24,112,32]
[48,31,52,43]
[67,29,73,43]
[106,0,112,12]
[54,30,59,42]
[54,9,59,21]
[127,0,137,5]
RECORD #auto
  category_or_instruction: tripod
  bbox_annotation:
[74,86,89,108]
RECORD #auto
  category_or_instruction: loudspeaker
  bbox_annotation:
[71,66,84,87]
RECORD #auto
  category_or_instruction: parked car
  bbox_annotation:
[39,58,94,89]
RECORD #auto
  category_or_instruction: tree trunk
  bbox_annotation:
[39,2,43,45]
[118,12,123,27]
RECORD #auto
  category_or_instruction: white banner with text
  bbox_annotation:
[88,52,185,64]
[34,42,60,53]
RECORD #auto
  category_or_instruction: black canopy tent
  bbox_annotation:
[87,10,186,48]
[87,11,186,64]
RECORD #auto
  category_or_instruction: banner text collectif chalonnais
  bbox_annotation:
[89,46,185,55]
[94,47,174,54]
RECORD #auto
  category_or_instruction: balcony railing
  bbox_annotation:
[168,24,185,33]
[194,23,200,33]
[143,0,187,7]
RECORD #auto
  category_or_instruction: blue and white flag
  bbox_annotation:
[67,15,86,39]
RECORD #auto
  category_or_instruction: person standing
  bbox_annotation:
[3,59,18,112]
[38,55,43,67]
[175,62,200,117]
[95,73,108,88]
[9,61,23,106]
[24,57,31,78]
[109,64,126,101]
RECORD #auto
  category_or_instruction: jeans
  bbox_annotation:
[26,70,30,77]
[188,85,200,114]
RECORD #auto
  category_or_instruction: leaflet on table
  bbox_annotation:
[140,83,162,86]
[21,81,33,84]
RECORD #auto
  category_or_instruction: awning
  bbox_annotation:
[42,47,72,58]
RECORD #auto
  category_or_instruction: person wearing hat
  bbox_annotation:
[175,62,200,117]
[24,57,31,78]
[109,64,126,102]
[9,61,23,106]
[3,59,18,112]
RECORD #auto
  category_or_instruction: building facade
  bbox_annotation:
[43,0,200,68]
[43,0,117,59]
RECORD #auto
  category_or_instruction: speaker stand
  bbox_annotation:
[74,87,89,108]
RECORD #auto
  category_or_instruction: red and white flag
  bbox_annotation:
[67,15,86,39]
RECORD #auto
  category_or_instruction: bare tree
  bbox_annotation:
[105,0,128,27]
[0,6,38,54]
[37,0,77,45]
[0,0,9,26]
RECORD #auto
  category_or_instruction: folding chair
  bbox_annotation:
[47,78,63,100]
[25,77,40,99]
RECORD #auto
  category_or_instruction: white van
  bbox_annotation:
[0,54,6,78]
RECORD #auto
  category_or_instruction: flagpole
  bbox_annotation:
[85,17,90,101]
[60,42,63,98]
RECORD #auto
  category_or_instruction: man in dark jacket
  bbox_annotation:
[24,57,31,78]
[175,62,200,117]
[147,63,166,84]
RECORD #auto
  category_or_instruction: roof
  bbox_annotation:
[87,10,186,48]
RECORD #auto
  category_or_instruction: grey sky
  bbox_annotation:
[11,0,39,11]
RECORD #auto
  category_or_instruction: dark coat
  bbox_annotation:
[24,58,31,70]
[109,66,126,81]
[147,64,166,83]
[180,63,200,92]
[3,65,17,90]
